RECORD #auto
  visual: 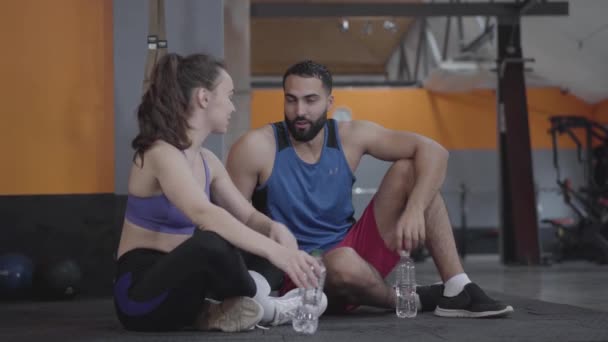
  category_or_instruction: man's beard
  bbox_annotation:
[285,110,328,142]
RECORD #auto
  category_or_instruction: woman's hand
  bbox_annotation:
[268,246,323,289]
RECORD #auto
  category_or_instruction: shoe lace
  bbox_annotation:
[271,295,301,326]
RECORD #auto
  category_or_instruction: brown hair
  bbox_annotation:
[132,53,225,164]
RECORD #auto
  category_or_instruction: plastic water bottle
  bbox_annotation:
[293,250,327,334]
[394,250,417,318]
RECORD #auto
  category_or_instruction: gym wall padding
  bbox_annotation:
[0,0,114,195]
[251,87,593,150]
[0,195,123,297]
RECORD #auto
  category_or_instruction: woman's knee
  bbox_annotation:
[189,230,240,261]
[193,230,256,297]
[192,229,231,248]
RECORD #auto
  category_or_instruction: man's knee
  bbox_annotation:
[324,247,370,290]
[389,159,415,190]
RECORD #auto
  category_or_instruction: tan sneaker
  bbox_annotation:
[196,297,263,332]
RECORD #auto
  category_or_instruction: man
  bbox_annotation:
[227,60,513,318]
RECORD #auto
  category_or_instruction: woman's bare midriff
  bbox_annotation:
[116,219,192,259]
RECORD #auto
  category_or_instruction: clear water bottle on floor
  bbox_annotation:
[395,250,417,318]
[293,250,327,334]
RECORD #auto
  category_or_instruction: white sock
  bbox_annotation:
[248,271,275,323]
[443,273,471,297]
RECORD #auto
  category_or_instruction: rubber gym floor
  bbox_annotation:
[1,255,606,342]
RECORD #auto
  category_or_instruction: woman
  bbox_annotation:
[113,53,323,332]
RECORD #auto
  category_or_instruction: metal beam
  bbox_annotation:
[520,0,543,15]
[485,0,495,29]
[442,15,452,60]
[251,2,568,18]
[414,19,426,81]
[461,23,495,53]
[496,17,541,265]
[252,80,418,88]
[397,40,412,81]
[457,13,465,48]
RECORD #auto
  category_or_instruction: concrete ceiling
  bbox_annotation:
[420,0,608,104]
[249,0,608,104]
[251,17,413,75]
[519,0,608,104]
[250,0,421,76]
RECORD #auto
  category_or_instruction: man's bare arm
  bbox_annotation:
[226,129,270,201]
[351,120,449,211]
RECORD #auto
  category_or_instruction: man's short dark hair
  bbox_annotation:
[282,60,333,94]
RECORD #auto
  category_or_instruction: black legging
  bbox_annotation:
[113,230,256,331]
[241,250,285,292]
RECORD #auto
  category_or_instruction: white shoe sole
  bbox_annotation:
[197,297,264,332]
[269,291,328,326]
[434,305,514,318]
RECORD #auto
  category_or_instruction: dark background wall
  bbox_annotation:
[0,195,124,296]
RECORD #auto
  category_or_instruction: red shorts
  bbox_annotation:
[280,199,400,299]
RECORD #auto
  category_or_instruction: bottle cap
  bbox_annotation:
[310,249,323,258]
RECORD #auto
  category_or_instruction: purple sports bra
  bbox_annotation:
[124,152,210,235]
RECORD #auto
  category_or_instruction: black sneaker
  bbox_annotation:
[434,283,514,318]
[416,283,444,312]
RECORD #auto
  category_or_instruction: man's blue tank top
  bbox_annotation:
[253,119,356,252]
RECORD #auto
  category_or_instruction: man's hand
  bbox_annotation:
[269,222,299,251]
[392,205,426,252]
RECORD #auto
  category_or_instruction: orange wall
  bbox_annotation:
[0,1,114,195]
[593,99,608,122]
[251,87,593,149]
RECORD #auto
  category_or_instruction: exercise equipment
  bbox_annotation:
[142,0,167,93]
[543,115,608,264]
[33,258,82,300]
[0,253,34,299]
